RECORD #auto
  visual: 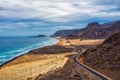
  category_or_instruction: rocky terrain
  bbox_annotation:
[83,32,120,80]
[52,20,120,39]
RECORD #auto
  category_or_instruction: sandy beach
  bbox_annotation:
[0,39,104,80]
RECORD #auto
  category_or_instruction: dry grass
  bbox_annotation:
[35,57,100,80]
[57,38,104,46]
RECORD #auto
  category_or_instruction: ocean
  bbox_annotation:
[0,37,58,65]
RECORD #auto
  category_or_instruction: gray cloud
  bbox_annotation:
[0,0,119,36]
[0,0,119,22]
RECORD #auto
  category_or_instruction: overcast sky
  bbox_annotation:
[0,0,120,36]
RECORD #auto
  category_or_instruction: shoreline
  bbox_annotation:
[0,37,59,67]
[0,38,104,80]
[0,38,75,80]
[0,38,104,67]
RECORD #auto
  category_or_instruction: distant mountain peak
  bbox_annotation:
[87,22,99,26]
[30,34,47,37]
[87,22,101,28]
[52,20,120,39]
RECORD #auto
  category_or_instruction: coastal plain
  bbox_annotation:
[0,39,103,80]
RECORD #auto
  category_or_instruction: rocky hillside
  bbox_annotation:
[83,32,120,80]
[52,20,120,39]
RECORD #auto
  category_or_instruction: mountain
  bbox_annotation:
[52,20,120,39]
[69,20,120,39]
[84,32,120,80]
[51,29,81,37]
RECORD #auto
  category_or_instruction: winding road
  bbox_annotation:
[73,48,112,80]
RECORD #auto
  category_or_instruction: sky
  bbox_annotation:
[0,0,120,36]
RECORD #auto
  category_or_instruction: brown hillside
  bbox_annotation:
[84,32,120,80]
[69,20,120,39]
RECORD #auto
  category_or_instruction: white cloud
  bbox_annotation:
[0,0,119,22]
[0,0,120,36]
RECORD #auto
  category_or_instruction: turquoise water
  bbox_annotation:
[0,37,58,65]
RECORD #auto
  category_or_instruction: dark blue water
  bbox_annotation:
[0,37,58,65]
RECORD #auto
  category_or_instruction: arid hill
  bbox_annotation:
[51,29,81,37]
[83,32,120,80]
[69,20,120,39]
[52,20,120,39]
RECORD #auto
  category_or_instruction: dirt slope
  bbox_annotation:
[84,32,120,80]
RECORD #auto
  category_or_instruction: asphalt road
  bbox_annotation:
[73,48,111,80]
